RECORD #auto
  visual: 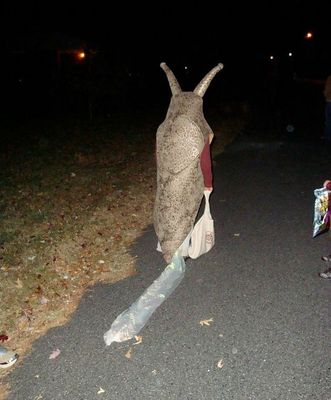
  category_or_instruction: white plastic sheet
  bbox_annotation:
[104,251,185,345]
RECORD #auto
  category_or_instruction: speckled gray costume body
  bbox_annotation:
[154,63,223,263]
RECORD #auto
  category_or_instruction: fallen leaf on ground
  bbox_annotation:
[97,387,105,394]
[40,296,49,305]
[217,359,224,369]
[199,318,213,326]
[15,278,23,288]
[125,347,133,359]
[133,335,142,345]
[0,334,9,342]
[49,348,61,359]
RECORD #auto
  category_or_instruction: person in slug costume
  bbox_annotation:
[154,62,223,263]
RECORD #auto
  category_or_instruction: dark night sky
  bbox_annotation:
[2,0,330,62]
[1,0,330,115]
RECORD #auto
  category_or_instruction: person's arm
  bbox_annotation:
[200,136,213,190]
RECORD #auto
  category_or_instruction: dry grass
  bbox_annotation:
[0,104,248,397]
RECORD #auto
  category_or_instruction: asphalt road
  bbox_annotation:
[6,128,331,400]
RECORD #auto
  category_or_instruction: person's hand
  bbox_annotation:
[323,180,331,188]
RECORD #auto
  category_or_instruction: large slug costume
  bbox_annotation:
[103,62,224,346]
[154,62,223,263]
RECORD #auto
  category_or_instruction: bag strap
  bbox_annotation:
[203,190,212,219]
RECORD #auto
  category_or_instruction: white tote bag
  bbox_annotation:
[188,190,215,259]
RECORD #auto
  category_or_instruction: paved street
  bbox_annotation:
[6,126,331,400]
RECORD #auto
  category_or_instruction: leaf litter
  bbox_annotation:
[49,348,61,359]
[133,335,143,345]
[199,318,214,326]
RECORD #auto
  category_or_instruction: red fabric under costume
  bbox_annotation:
[200,139,213,188]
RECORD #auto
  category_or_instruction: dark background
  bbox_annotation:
[1,0,330,119]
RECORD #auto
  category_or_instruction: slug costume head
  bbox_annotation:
[154,62,223,263]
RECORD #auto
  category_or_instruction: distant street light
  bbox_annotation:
[57,49,87,67]
[77,51,86,60]
[305,31,313,39]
